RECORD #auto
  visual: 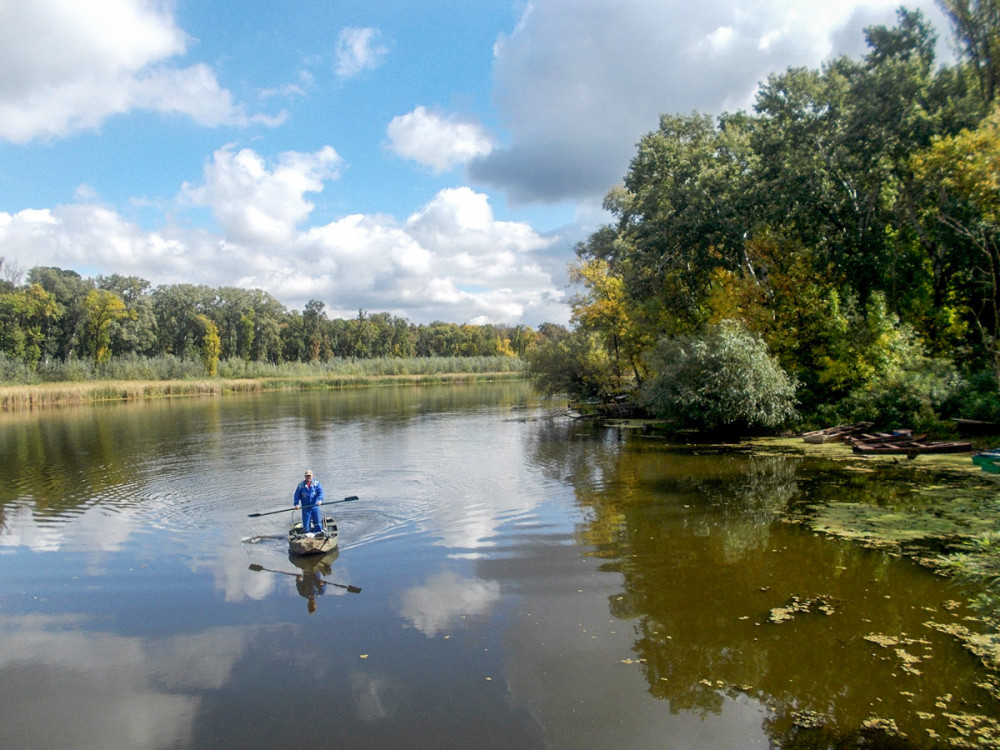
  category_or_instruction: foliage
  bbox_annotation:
[195,314,221,377]
[546,8,1000,431]
[639,321,797,433]
[524,329,619,402]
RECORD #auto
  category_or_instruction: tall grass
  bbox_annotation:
[0,354,525,411]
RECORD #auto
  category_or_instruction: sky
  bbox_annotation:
[0,0,954,327]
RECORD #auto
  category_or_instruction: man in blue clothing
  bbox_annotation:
[293,469,324,533]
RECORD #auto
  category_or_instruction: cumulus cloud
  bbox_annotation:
[470,0,949,203]
[1,149,568,326]
[0,0,280,142]
[335,27,388,78]
[387,106,495,172]
[181,144,342,246]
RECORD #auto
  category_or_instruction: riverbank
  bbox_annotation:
[0,371,525,411]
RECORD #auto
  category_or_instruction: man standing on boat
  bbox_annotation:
[293,469,324,533]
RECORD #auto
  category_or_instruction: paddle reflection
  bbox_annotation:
[248,549,361,614]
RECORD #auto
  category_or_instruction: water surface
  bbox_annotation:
[0,383,996,749]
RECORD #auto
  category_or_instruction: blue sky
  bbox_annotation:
[0,0,952,326]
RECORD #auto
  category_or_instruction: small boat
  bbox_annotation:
[849,438,972,455]
[288,516,339,556]
[972,449,1000,473]
[801,422,874,444]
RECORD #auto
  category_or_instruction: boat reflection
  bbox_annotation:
[248,550,361,614]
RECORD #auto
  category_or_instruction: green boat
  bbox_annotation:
[972,450,1000,473]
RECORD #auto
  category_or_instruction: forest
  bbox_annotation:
[526,3,1000,432]
[0,262,562,381]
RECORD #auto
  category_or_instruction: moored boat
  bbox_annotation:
[288,517,339,556]
[972,449,1000,473]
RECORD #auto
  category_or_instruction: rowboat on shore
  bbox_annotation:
[801,422,874,444]
[848,436,972,455]
[288,517,339,556]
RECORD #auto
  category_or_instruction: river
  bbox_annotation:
[0,382,996,749]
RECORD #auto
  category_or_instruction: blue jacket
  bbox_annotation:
[294,479,324,508]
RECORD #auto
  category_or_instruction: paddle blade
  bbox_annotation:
[249,564,264,572]
[347,585,362,594]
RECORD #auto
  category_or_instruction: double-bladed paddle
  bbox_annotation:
[248,563,362,593]
[247,495,359,518]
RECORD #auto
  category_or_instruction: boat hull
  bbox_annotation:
[288,519,339,556]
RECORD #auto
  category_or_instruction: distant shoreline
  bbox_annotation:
[0,371,525,411]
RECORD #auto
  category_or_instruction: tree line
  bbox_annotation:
[527,4,1000,432]
[0,263,565,376]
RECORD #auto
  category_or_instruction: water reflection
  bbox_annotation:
[1,387,997,749]
[0,613,251,750]
[527,419,998,746]
[399,570,501,636]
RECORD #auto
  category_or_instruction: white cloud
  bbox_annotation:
[2,150,568,326]
[181,144,342,246]
[471,0,950,203]
[0,0,279,142]
[387,106,495,173]
[335,27,388,78]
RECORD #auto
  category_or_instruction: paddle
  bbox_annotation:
[247,495,359,518]
[248,563,362,593]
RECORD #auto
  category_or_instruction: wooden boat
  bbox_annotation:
[801,422,873,444]
[288,516,339,556]
[849,436,972,455]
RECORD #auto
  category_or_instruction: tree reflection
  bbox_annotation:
[526,418,997,746]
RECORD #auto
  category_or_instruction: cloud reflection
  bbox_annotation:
[0,615,251,750]
[400,570,501,637]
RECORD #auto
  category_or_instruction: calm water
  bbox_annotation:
[0,383,996,749]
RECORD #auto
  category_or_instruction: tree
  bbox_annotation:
[27,266,92,360]
[525,329,618,402]
[911,103,1000,377]
[936,0,1000,105]
[84,289,130,364]
[196,314,221,376]
[0,282,59,366]
[96,274,157,356]
[639,321,797,432]
[569,256,647,387]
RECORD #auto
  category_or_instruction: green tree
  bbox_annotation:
[96,274,157,356]
[27,266,92,360]
[84,288,130,364]
[196,314,221,376]
[911,103,1000,377]
[0,282,60,366]
[936,0,1000,105]
[525,329,618,402]
[639,321,797,432]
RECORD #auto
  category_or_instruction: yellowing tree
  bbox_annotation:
[84,288,128,364]
[196,314,221,376]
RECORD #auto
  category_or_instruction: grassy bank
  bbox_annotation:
[0,356,526,411]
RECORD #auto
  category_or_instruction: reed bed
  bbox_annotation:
[0,365,525,411]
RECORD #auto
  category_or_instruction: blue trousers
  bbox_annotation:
[301,504,322,532]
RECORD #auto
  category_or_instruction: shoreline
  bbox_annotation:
[0,371,525,411]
